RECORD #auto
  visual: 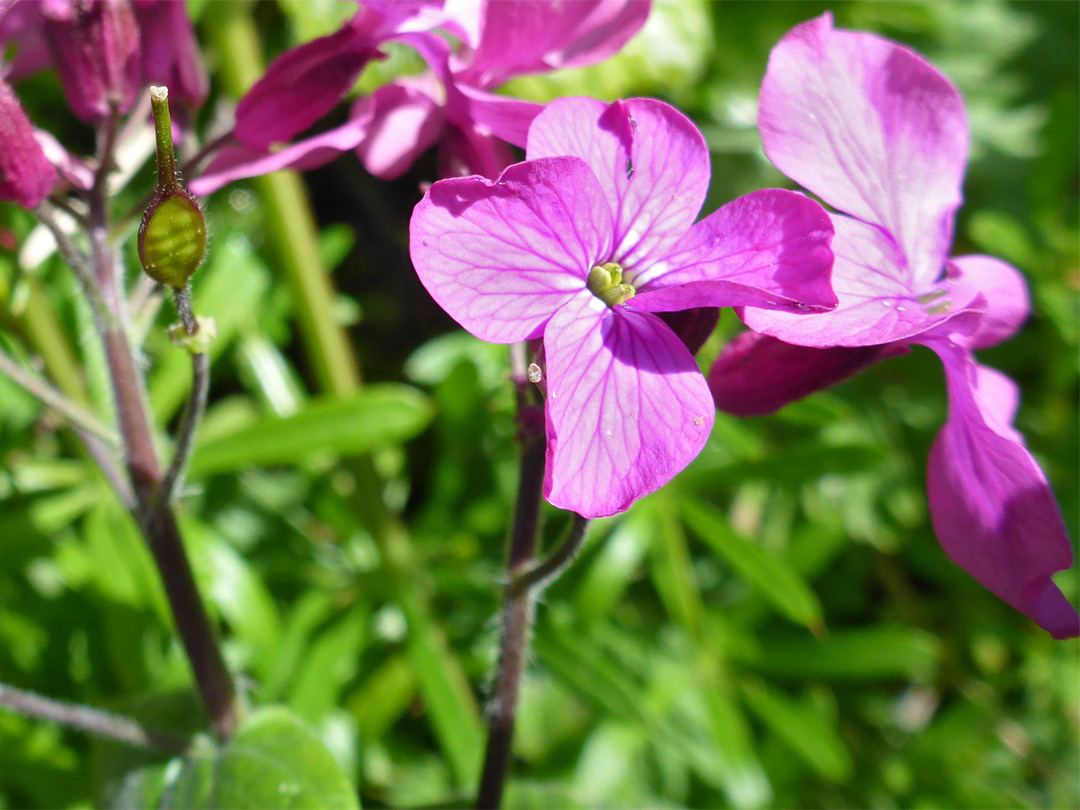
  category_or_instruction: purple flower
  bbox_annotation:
[0,74,57,208]
[190,0,650,195]
[40,0,141,123]
[707,14,1078,638]
[131,0,208,109]
[410,97,835,517]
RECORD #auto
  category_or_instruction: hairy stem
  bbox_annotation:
[154,298,208,511]
[0,682,189,753]
[89,107,236,740]
[475,343,545,809]
[509,513,590,597]
[0,346,117,445]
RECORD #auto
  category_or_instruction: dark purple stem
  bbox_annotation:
[475,343,545,809]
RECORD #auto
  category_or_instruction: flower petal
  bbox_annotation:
[437,122,516,179]
[409,157,613,343]
[233,15,373,149]
[350,80,443,180]
[657,307,719,356]
[189,116,369,196]
[629,188,835,313]
[924,341,1077,638]
[708,330,907,417]
[527,96,709,268]
[945,255,1030,350]
[463,0,649,85]
[450,82,543,149]
[759,13,967,288]
[0,76,56,208]
[132,0,208,107]
[543,292,713,518]
[741,214,981,347]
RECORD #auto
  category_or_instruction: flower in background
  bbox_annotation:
[0,0,207,115]
[191,0,651,194]
[707,13,1078,638]
[131,0,208,109]
[410,97,835,517]
[0,74,57,207]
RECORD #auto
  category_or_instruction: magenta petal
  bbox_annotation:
[42,0,141,123]
[0,77,56,208]
[132,0,208,107]
[925,342,1078,638]
[349,80,443,180]
[32,128,91,191]
[465,0,649,84]
[945,255,1030,350]
[409,157,613,343]
[759,13,967,288]
[527,97,709,268]
[741,215,980,347]
[189,117,370,196]
[437,122,515,179]
[630,188,835,313]
[543,292,713,518]
[233,16,373,149]
[657,307,719,356]
[451,83,543,149]
[708,331,907,417]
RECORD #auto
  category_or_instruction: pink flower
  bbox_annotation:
[190,0,650,195]
[706,14,1078,638]
[40,0,141,123]
[0,74,57,208]
[410,97,835,517]
[131,0,208,109]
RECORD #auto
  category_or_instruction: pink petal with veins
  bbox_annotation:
[409,157,613,343]
[630,189,835,313]
[741,214,981,347]
[759,12,967,289]
[543,291,713,517]
[527,96,709,270]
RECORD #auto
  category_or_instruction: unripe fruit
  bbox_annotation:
[138,191,206,288]
[138,85,206,289]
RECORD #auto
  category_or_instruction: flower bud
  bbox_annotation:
[0,76,57,208]
[138,86,205,288]
[42,0,140,123]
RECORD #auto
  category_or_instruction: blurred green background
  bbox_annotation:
[0,1,1077,807]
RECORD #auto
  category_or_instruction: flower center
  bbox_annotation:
[587,262,636,307]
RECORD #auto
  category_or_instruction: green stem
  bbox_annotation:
[149,86,181,194]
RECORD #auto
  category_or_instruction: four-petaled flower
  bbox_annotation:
[411,96,836,518]
[707,13,1078,638]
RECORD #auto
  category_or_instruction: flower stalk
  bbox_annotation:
[87,95,235,739]
[476,345,591,809]
[0,682,189,754]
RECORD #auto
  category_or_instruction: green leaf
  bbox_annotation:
[731,626,941,681]
[189,385,434,474]
[680,497,824,632]
[399,589,484,787]
[123,707,361,809]
[739,680,853,782]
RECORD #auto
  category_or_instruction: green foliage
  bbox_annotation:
[113,707,360,809]
[0,1,1076,809]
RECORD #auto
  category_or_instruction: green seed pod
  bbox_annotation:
[138,85,206,288]
[138,191,206,288]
